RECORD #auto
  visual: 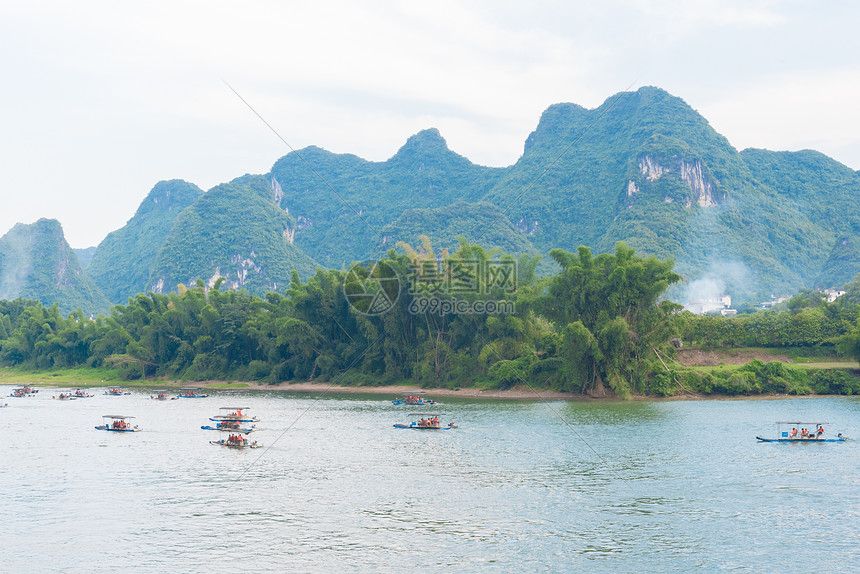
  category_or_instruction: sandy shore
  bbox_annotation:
[5,374,833,402]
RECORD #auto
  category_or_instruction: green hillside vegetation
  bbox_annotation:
[147,175,319,297]
[740,148,860,289]
[264,87,860,301]
[73,247,97,269]
[268,129,504,266]
[815,225,860,288]
[88,179,204,303]
[77,87,860,310]
[0,219,109,315]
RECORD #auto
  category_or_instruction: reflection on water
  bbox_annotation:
[2,386,859,572]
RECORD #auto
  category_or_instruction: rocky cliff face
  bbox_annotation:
[636,155,717,207]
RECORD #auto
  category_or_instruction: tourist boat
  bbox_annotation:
[176,388,208,398]
[95,415,141,432]
[209,406,259,424]
[150,390,175,401]
[52,392,77,400]
[104,387,130,396]
[392,393,437,406]
[201,421,255,433]
[209,435,261,449]
[9,385,38,397]
[756,421,847,442]
[72,389,94,398]
[393,412,457,430]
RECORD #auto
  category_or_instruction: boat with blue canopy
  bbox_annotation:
[756,421,846,442]
[392,393,437,406]
[95,415,140,432]
[209,407,259,424]
[393,412,457,430]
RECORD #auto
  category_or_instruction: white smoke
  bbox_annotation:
[680,260,752,306]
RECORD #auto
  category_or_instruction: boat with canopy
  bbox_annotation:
[52,391,77,400]
[756,421,846,442]
[176,388,209,398]
[393,412,457,430]
[10,385,38,397]
[392,393,437,406]
[95,415,141,432]
[209,407,259,424]
[150,390,175,401]
[72,389,94,398]
[210,434,261,449]
[104,387,130,396]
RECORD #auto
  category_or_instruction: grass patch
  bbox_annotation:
[790,362,859,369]
[0,366,128,386]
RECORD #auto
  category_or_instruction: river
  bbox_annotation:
[2,385,859,572]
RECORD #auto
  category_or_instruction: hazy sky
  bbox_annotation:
[2,0,858,248]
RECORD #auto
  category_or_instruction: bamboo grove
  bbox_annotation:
[1,238,859,397]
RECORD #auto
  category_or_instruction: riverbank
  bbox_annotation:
[3,365,858,400]
[232,381,582,400]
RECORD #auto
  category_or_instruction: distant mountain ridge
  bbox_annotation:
[0,219,109,314]
[3,86,860,312]
[269,87,860,298]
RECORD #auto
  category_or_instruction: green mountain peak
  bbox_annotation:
[0,218,109,314]
[88,179,204,303]
[147,175,318,296]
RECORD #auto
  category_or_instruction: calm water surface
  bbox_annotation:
[2,385,859,572]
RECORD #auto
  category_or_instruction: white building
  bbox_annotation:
[820,289,846,303]
[684,294,732,315]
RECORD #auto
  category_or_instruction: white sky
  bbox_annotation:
[1,0,858,248]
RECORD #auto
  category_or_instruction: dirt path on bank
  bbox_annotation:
[675,348,792,366]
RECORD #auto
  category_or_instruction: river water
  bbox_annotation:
[2,385,859,573]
